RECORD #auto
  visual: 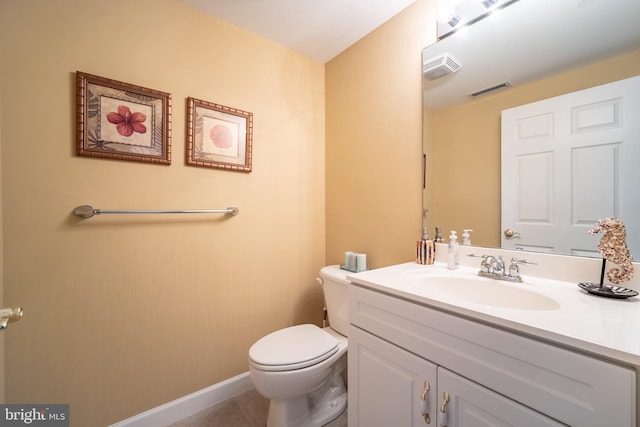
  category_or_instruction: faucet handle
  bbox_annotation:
[510,258,537,266]
[507,258,537,280]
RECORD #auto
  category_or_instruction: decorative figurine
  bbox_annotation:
[589,217,634,284]
[578,217,637,298]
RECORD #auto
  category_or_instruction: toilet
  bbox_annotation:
[248,265,349,427]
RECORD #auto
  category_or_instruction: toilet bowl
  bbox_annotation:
[248,265,350,427]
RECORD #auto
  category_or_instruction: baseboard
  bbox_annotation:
[109,371,254,427]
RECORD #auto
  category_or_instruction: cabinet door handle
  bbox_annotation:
[439,391,450,427]
[419,380,431,424]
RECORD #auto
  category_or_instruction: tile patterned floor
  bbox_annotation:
[166,388,348,427]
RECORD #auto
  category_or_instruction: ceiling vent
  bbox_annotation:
[423,54,461,80]
[468,82,512,97]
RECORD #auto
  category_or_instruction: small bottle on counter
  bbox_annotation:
[447,230,459,270]
[434,227,444,244]
[433,226,444,259]
[462,229,473,246]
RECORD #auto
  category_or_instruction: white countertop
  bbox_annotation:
[347,259,640,368]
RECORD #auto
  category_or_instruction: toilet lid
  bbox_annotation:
[249,324,339,372]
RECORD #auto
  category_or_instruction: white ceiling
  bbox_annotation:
[423,0,640,109]
[182,0,416,63]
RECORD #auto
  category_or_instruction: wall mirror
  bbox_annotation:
[422,0,640,259]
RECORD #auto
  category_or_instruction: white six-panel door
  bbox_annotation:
[501,76,640,257]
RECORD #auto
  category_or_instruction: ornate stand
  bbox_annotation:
[578,259,638,299]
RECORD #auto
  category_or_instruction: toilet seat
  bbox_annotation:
[249,324,339,372]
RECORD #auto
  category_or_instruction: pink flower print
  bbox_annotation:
[210,124,233,148]
[107,105,147,137]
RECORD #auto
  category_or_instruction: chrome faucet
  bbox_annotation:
[480,255,504,274]
[478,255,536,283]
[480,255,495,273]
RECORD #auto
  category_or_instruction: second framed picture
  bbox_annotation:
[186,97,253,173]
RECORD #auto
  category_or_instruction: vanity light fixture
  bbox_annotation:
[447,13,462,28]
[437,0,518,39]
[481,0,499,9]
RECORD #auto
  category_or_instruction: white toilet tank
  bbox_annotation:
[319,265,350,336]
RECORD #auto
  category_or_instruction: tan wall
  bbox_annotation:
[426,50,640,248]
[325,0,437,269]
[0,0,325,425]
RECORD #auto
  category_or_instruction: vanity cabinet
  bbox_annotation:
[349,326,562,426]
[347,283,636,427]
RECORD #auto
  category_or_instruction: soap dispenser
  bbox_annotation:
[447,230,459,270]
[462,229,473,246]
[416,227,435,265]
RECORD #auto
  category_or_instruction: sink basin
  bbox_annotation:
[406,272,560,311]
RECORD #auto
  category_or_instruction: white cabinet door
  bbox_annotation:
[437,368,564,427]
[348,325,437,427]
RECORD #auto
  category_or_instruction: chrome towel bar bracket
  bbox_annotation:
[73,205,239,218]
[0,306,23,331]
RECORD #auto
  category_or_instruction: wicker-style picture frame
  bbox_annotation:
[186,97,253,173]
[76,71,172,165]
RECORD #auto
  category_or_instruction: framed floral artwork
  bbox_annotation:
[186,97,253,173]
[76,72,171,164]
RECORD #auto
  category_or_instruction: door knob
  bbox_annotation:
[503,228,521,238]
[0,307,23,330]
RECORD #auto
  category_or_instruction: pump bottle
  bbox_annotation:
[447,230,459,270]
[434,227,444,244]
[433,226,444,258]
[462,229,473,246]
